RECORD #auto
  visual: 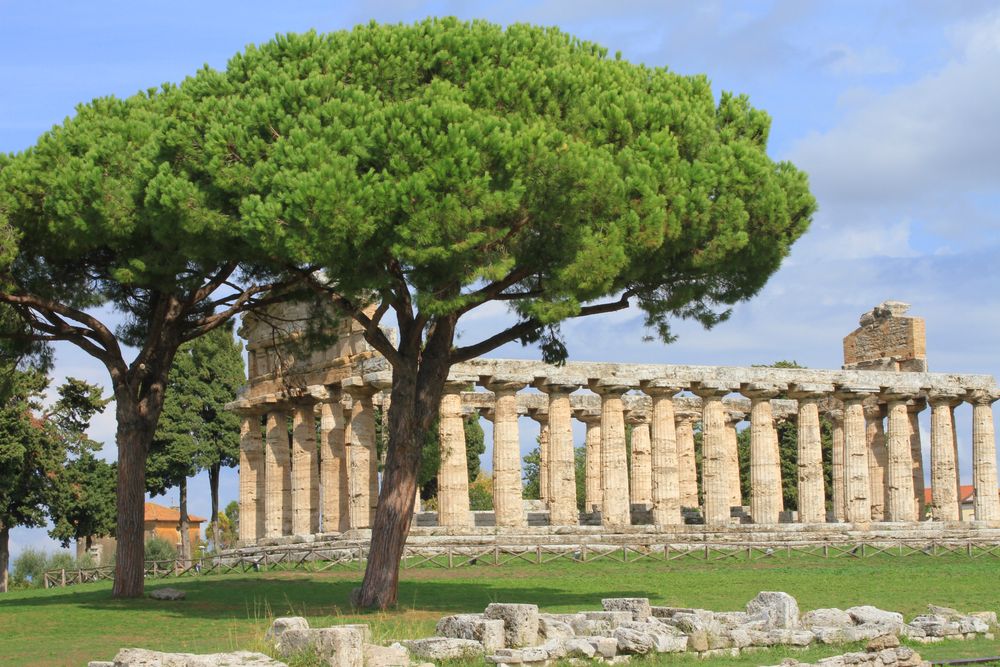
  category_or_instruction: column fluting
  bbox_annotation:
[437,382,472,527]
[319,394,350,533]
[881,390,916,523]
[742,385,782,525]
[693,383,732,526]
[238,412,264,543]
[967,389,1000,522]
[486,380,527,528]
[264,409,291,537]
[827,409,846,522]
[928,390,961,521]
[591,381,631,528]
[540,383,580,526]
[835,388,873,524]
[643,383,683,526]
[291,401,319,535]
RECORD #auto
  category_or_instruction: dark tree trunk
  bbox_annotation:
[209,462,220,551]
[111,391,159,598]
[0,524,9,593]
[356,320,455,609]
[178,476,190,566]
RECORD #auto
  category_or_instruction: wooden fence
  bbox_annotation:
[41,540,1000,589]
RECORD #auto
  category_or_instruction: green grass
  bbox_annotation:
[2,554,1000,666]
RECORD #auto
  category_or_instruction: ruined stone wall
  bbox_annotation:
[843,301,927,372]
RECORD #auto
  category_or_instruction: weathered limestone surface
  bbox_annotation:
[109,649,287,666]
[488,381,526,528]
[484,602,540,648]
[238,414,264,543]
[544,384,579,526]
[724,410,744,509]
[908,401,926,521]
[346,386,377,529]
[265,410,290,538]
[696,385,730,526]
[576,410,603,514]
[437,614,505,652]
[829,410,846,523]
[865,403,888,522]
[838,392,872,523]
[438,385,472,527]
[882,394,916,523]
[291,402,319,536]
[675,412,699,509]
[593,382,630,528]
[628,417,653,506]
[843,301,927,372]
[319,397,350,533]
[968,390,1000,522]
[645,386,682,525]
[746,387,782,525]
[929,391,961,521]
[791,389,827,524]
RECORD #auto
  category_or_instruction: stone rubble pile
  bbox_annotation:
[764,634,923,667]
[87,593,997,666]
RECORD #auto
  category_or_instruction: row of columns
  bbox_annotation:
[239,378,1000,542]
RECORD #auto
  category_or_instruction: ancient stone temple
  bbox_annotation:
[226,301,1000,547]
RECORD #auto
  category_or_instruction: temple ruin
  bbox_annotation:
[225,301,1000,550]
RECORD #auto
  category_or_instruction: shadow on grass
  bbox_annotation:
[0,571,650,620]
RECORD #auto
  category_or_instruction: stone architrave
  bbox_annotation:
[590,380,632,528]
[723,410,745,509]
[927,390,961,521]
[642,383,683,526]
[880,390,917,523]
[907,399,927,521]
[626,413,653,506]
[742,385,782,525]
[344,382,378,528]
[674,411,700,509]
[539,382,580,526]
[238,412,265,543]
[291,401,320,536]
[319,394,350,533]
[834,388,874,524]
[693,383,733,526]
[865,402,888,521]
[827,409,846,522]
[789,385,830,524]
[966,389,1000,522]
[437,382,472,528]
[265,409,291,537]
[575,409,602,514]
[485,379,528,528]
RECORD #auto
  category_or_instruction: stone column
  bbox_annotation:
[835,388,873,524]
[881,390,916,523]
[723,410,744,509]
[539,382,580,526]
[591,380,632,528]
[693,383,732,526]
[928,390,961,521]
[486,380,527,528]
[827,409,846,523]
[742,385,782,525]
[264,409,291,537]
[238,412,265,543]
[865,402,888,521]
[528,410,550,505]
[627,413,653,506]
[674,411,700,509]
[575,409,602,514]
[967,389,1000,522]
[344,382,378,528]
[437,382,472,528]
[642,383,683,526]
[789,386,829,524]
[291,400,320,535]
[319,394,350,533]
[908,399,927,521]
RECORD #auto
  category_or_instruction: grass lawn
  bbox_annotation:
[2,554,1000,666]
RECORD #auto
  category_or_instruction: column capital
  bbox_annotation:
[624,410,649,425]
[965,388,1000,407]
[640,380,686,397]
[588,378,633,396]
[477,406,495,422]
[926,388,964,407]
[481,376,529,394]
[526,407,549,424]
[573,408,601,424]
[879,388,920,404]
[534,379,581,394]
[862,401,885,419]
[724,409,746,425]
[341,377,378,399]
[674,410,701,425]
[787,383,835,401]
[691,381,734,399]
[906,396,927,413]
[833,385,878,402]
[825,408,844,422]
[740,383,783,400]
[442,379,475,394]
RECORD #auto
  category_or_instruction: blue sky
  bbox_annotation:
[3,1,1000,562]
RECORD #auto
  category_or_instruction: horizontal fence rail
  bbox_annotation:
[40,540,1000,589]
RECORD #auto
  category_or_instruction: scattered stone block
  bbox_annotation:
[613,627,656,654]
[601,598,651,621]
[402,637,484,661]
[148,587,186,601]
[266,617,309,642]
[801,608,853,629]
[846,605,904,627]
[437,614,505,652]
[538,615,575,641]
[363,642,409,667]
[563,638,596,658]
[582,611,633,628]
[866,634,900,651]
[586,636,618,659]
[484,603,540,648]
[277,627,364,667]
[747,592,800,629]
[112,648,287,666]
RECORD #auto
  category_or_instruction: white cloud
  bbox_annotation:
[823,45,901,76]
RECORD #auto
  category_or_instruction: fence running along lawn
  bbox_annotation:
[41,540,1000,588]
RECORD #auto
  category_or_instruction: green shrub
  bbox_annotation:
[144,536,177,563]
[11,548,48,587]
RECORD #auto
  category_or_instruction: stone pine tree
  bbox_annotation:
[147,326,244,561]
[0,84,295,596]
[188,20,815,608]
